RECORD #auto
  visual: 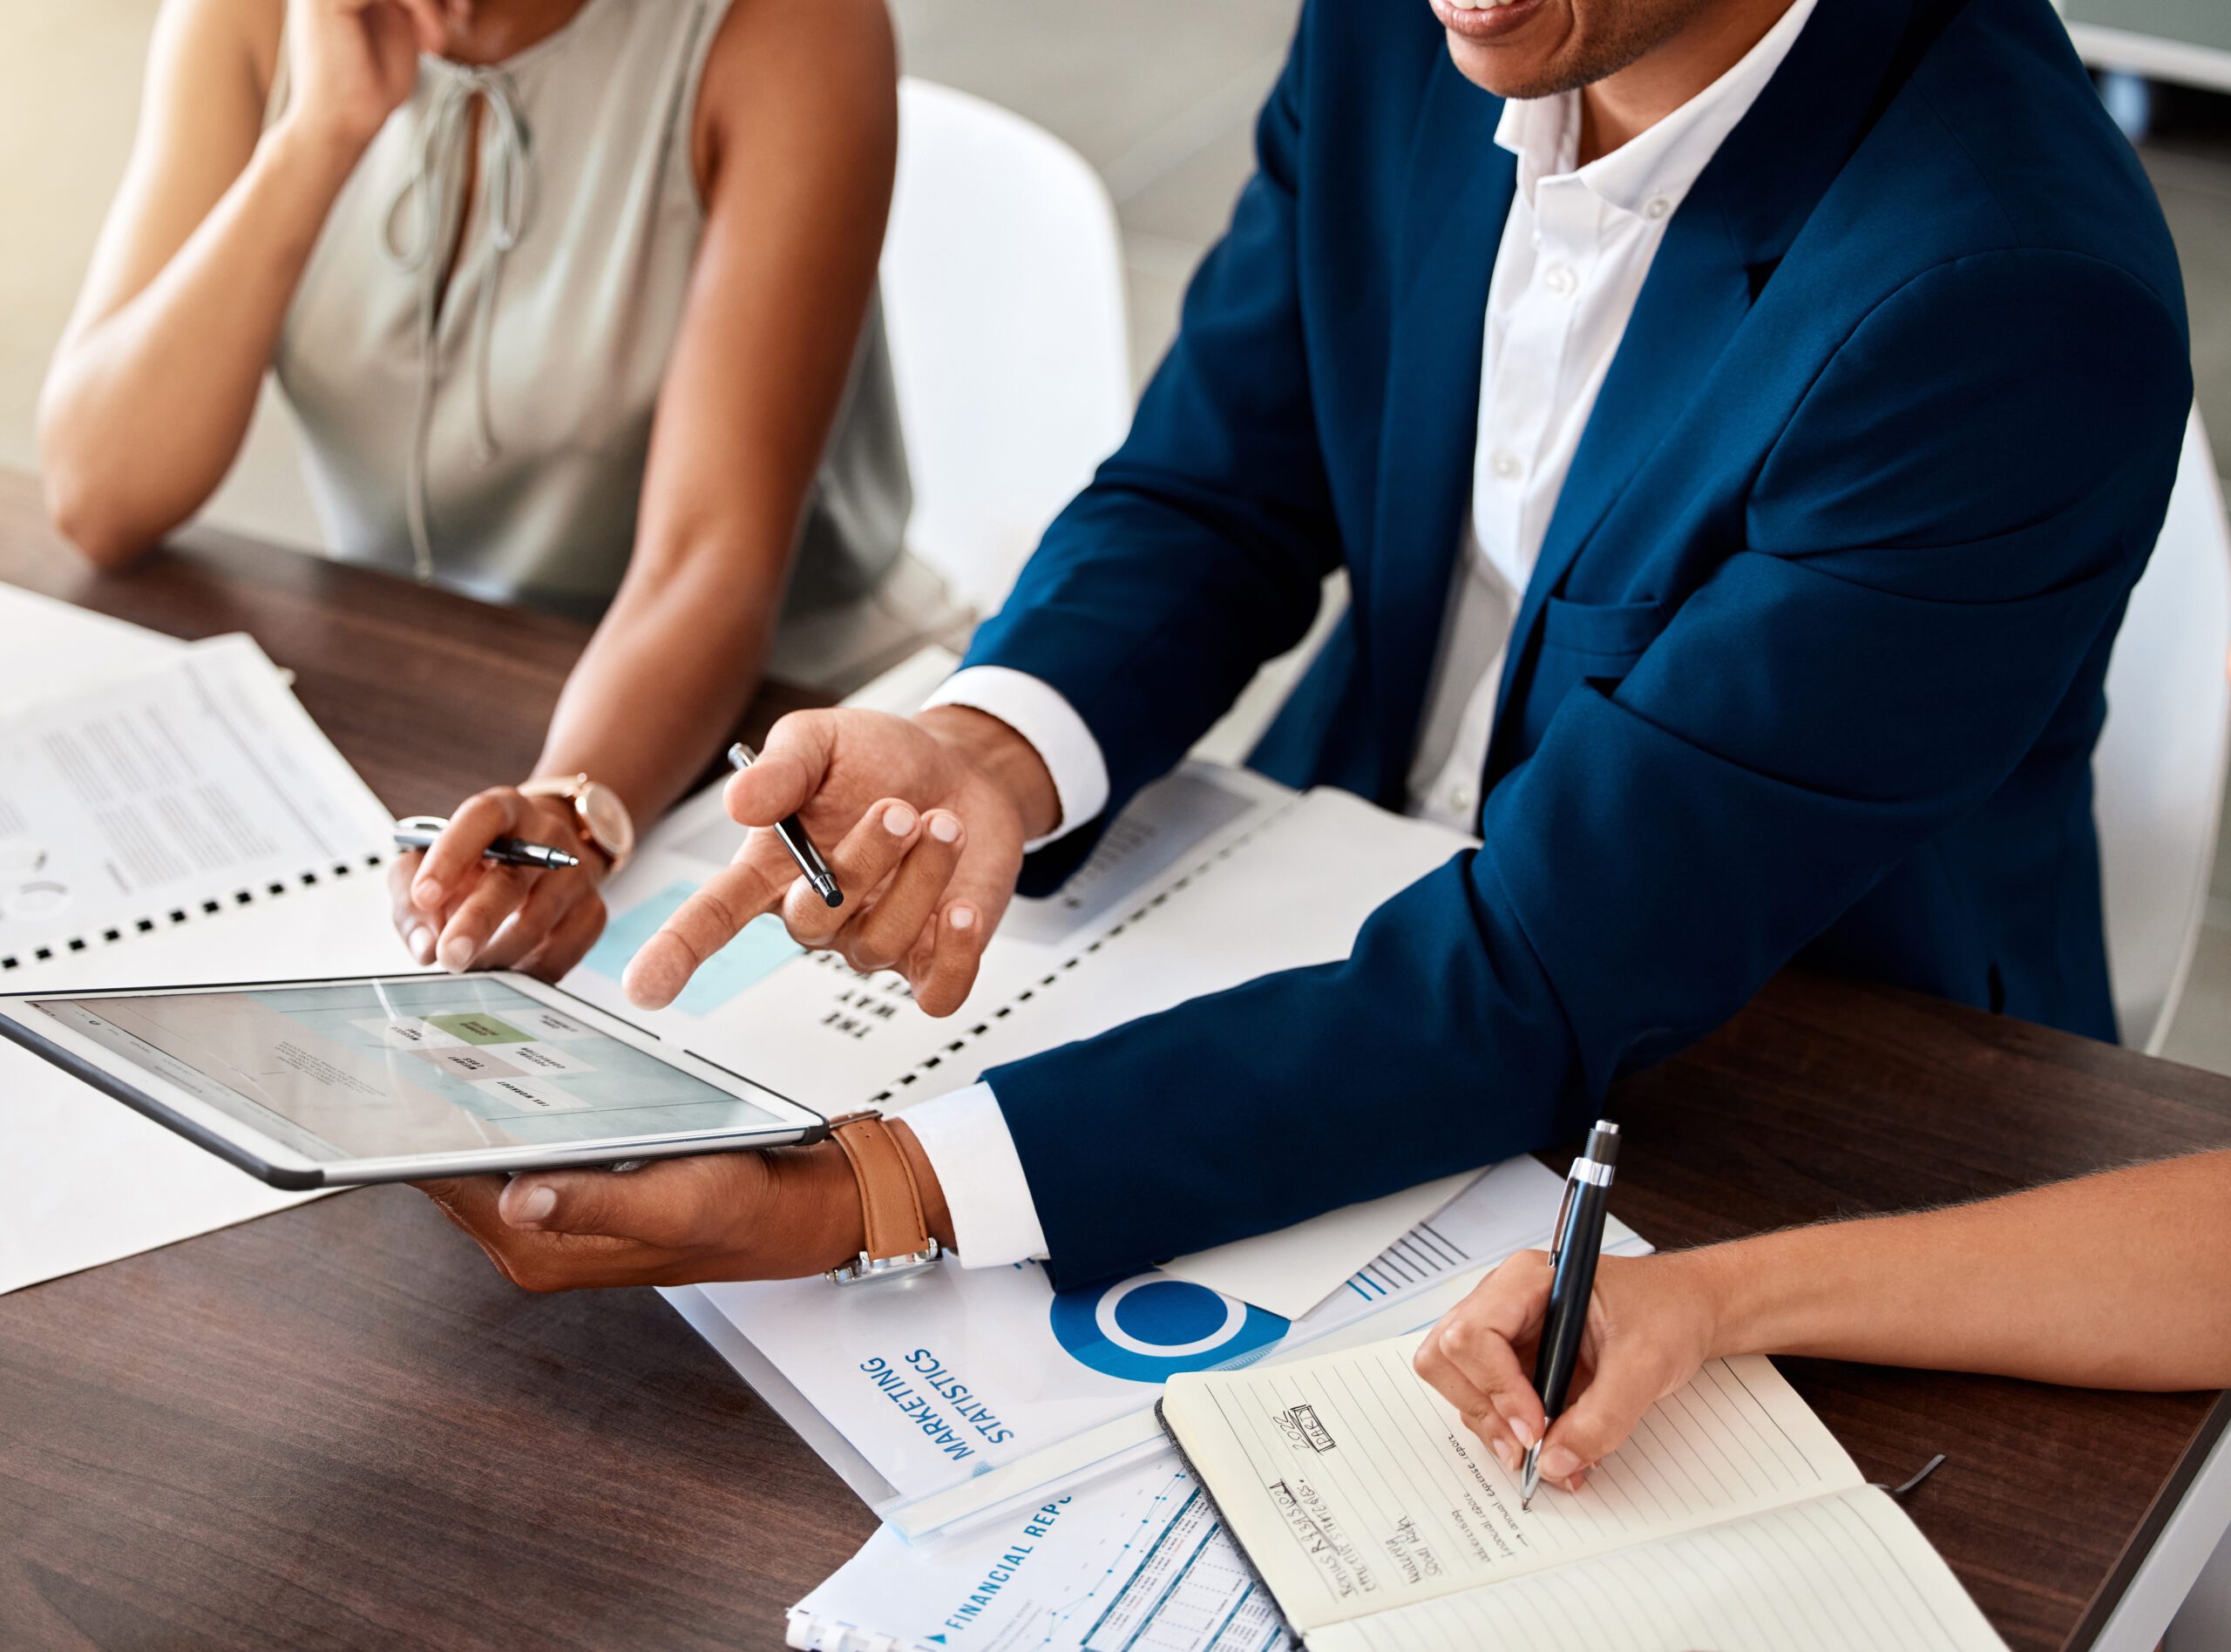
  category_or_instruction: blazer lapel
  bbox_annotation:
[1486,0,1925,770]
[1360,60,1515,805]
[1500,201,1754,680]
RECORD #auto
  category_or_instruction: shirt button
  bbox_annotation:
[1644,196,1672,220]
[1489,450,1522,481]
[1543,263,1578,297]
[1448,781,1475,816]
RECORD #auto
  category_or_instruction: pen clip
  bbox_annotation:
[1546,1171,1578,1272]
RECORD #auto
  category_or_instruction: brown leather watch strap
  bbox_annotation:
[826,1112,935,1268]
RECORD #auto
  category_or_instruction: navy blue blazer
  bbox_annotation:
[961,0,2191,1286]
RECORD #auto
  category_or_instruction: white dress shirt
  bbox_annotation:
[906,0,1816,1269]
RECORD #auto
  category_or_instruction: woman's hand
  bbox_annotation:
[1412,1249,1727,1496]
[415,1143,870,1291]
[623,706,1057,1018]
[390,786,607,980]
[275,0,462,156]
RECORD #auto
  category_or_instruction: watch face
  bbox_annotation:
[578,782,635,861]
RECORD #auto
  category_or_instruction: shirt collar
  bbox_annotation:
[1493,0,1818,219]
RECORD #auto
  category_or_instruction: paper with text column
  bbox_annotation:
[1159,1334,2005,1649]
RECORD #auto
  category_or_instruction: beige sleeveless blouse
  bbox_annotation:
[271,0,908,620]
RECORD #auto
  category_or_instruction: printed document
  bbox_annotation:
[789,1447,1292,1652]
[572,756,1488,1317]
[0,633,392,971]
[0,622,404,1294]
[687,1156,1647,1535]
[1159,1336,2006,1650]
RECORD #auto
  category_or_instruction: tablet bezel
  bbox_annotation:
[0,971,830,1189]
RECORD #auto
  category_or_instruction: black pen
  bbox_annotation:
[393,815,580,870]
[729,742,844,908]
[1522,1118,1620,1509]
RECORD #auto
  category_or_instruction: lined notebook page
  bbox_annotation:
[1165,1336,1860,1632]
[1308,1486,2006,1652]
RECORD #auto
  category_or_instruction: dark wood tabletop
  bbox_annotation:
[2,468,2228,1651]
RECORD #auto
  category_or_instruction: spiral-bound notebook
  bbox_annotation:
[0,621,406,1296]
[0,632,394,977]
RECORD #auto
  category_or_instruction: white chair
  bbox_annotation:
[878,78,1135,617]
[2096,409,2231,1055]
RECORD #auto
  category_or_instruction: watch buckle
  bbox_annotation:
[828,1237,943,1286]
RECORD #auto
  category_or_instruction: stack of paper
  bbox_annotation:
[0,597,404,1295]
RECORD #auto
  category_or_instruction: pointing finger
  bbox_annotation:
[623,850,788,1008]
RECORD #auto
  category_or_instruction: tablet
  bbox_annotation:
[0,972,828,1188]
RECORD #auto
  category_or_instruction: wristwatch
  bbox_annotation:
[519,773,635,871]
[821,1111,943,1285]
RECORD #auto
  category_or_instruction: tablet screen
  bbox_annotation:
[28,978,786,1162]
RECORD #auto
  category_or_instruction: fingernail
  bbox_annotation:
[949,905,976,931]
[414,877,442,904]
[1538,1445,1580,1480]
[884,802,917,836]
[1491,1438,1520,1474]
[408,924,435,964]
[438,937,474,972]
[929,813,961,843]
[512,1186,556,1225]
[1509,1415,1538,1450]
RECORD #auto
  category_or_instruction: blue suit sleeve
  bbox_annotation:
[987,249,2193,1288]
[958,15,1343,850]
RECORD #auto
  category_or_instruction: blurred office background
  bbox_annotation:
[3,0,2228,1061]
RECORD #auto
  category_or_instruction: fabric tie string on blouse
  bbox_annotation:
[381,64,534,581]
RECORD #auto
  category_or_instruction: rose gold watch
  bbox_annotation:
[519,774,635,872]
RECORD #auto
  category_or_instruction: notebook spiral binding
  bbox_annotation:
[0,852,387,975]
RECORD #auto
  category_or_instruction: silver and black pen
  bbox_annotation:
[1522,1119,1620,1509]
[392,815,580,870]
[729,742,844,908]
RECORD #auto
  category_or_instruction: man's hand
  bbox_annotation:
[389,786,608,981]
[1411,1249,1726,1496]
[416,1121,954,1290]
[624,706,1060,1017]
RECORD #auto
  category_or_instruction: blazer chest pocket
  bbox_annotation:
[1539,596,1669,682]
[1514,597,1669,754]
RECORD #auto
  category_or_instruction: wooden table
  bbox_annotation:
[3,470,2228,1650]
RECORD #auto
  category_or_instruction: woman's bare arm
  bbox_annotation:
[1701,1148,2231,1391]
[397,0,904,978]
[37,0,444,565]
[1415,1151,2231,1490]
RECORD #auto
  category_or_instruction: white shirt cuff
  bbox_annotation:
[922,666,1110,850]
[900,1081,1049,1268]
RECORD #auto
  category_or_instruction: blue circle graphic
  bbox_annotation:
[1049,1273,1286,1383]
